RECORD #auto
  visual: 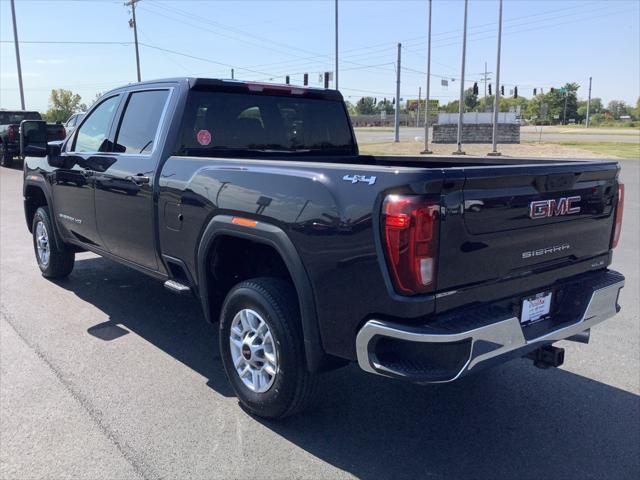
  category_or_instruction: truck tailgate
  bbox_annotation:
[437,161,620,292]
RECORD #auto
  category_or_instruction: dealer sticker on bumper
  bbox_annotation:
[521,291,552,324]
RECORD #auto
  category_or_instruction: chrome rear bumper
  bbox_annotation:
[356,270,624,383]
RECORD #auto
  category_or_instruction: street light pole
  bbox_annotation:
[335,0,339,90]
[10,0,25,110]
[586,76,592,128]
[394,43,402,143]
[421,0,433,154]
[417,86,421,128]
[454,0,469,155]
[489,0,503,156]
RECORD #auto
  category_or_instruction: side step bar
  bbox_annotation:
[164,279,192,296]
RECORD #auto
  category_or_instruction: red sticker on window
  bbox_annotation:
[197,129,212,146]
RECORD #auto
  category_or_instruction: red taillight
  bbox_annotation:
[382,195,439,295]
[7,125,18,141]
[612,183,624,248]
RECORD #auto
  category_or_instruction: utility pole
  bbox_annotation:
[586,76,592,128]
[10,0,25,110]
[125,0,142,82]
[394,43,402,143]
[417,87,421,128]
[563,91,569,125]
[489,0,503,156]
[335,0,339,90]
[481,61,492,99]
[421,0,433,154]
[454,0,469,155]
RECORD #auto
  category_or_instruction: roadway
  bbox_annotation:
[1,162,638,479]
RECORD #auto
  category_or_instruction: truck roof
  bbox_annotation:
[102,77,343,101]
[0,110,40,114]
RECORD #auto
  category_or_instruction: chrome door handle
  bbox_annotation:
[129,175,150,185]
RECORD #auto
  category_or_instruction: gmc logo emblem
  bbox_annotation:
[529,196,581,219]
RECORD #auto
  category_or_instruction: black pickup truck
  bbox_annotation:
[21,78,625,418]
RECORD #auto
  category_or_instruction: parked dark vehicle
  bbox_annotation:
[21,78,626,418]
[64,112,85,132]
[0,110,66,167]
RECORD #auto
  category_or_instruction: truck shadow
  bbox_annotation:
[61,256,639,480]
[59,255,234,397]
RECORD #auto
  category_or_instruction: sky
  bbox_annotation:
[1,0,639,112]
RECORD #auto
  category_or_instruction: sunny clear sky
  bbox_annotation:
[1,0,639,112]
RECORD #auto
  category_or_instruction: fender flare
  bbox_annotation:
[196,215,325,372]
[23,177,65,251]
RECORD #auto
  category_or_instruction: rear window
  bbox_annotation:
[0,111,41,124]
[177,91,355,157]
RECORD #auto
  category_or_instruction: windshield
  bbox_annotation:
[177,90,355,157]
[0,111,41,125]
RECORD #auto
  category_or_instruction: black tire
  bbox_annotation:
[219,278,318,419]
[0,143,13,168]
[32,206,75,278]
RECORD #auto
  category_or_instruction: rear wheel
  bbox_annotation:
[219,278,318,418]
[0,144,13,168]
[32,207,75,278]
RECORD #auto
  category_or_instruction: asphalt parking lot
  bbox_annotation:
[1,160,638,480]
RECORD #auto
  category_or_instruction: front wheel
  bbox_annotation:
[32,207,75,278]
[219,278,318,418]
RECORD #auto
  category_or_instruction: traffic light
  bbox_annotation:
[303,73,308,86]
[488,83,492,95]
[500,85,504,95]
[533,88,537,96]
[473,82,479,95]
[374,98,377,104]
[392,97,395,105]
[285,75,290,85]
[514,86,518,98]
[550,87,555,93]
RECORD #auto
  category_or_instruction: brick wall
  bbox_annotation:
[433,123,520,143]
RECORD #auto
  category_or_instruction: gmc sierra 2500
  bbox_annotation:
[22,78,625,418]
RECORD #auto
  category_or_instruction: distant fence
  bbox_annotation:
[437,112,519,124]
[349,113,437,127]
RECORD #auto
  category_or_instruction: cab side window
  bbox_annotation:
[73,96,120,153]
[114,90,169,154]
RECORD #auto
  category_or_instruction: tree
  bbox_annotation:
[44,89,87,123]
[376,99,394,114]
[443,100,459,113]
[344,100,357,116]
[607,100,630,119]
[355,96,377,115]
[464,88,478,111]
[524,82,579,124]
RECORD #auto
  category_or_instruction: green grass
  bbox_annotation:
[552,142,640,159]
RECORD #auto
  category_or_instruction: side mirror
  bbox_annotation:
[20,120,48,157]
[46,142,66,168]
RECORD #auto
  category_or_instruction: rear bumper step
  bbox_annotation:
[356,270,624,383]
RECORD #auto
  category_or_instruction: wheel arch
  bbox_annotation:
[196,215,326,372]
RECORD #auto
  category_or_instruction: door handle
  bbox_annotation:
[129,174,150,185]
